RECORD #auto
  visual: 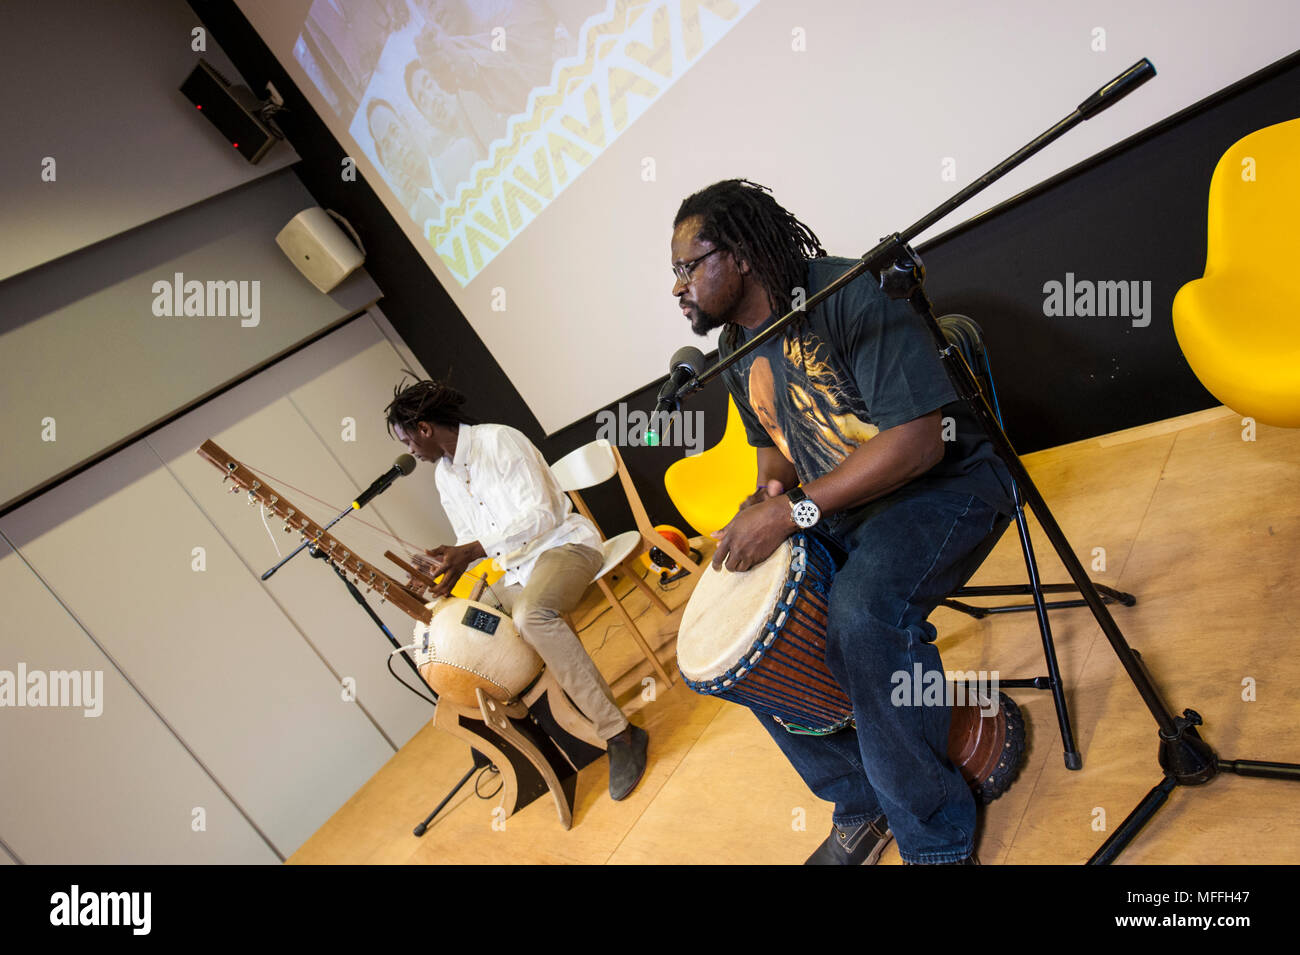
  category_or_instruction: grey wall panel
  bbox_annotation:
[155,396,437,747]
[0,443,394,858]
[0,168,381,510]
[0,537,279,864]
[286,316,457,563]
[148,316,452,746]
[0,0,300,281]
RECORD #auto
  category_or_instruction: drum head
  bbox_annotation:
[678,539,795,682]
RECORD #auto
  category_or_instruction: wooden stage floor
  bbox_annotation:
[290,407,1300,865]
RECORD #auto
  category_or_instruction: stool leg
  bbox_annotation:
[528,671,607,751]
[476,690,573,830]
[432,699,519,817]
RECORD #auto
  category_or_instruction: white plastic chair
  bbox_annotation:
[550,439,700,686]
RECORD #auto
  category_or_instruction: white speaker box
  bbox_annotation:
[276,207,365,293]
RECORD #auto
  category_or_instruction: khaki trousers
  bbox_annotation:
[492,543,628,740]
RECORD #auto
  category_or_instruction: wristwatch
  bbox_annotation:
[786,487,821,529]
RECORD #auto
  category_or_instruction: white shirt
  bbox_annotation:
[434,423,603,587]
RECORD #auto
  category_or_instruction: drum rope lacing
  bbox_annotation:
[682,534,853,731]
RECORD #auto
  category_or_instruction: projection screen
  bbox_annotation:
[235,0,1300,432]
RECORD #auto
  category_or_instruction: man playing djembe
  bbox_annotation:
[670,180,1015,864]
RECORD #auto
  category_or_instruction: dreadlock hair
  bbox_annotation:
[384,376,478,437]
[674,179,828,357]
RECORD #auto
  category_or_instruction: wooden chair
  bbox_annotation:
[550,439,702,686]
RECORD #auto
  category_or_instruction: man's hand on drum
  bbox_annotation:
[711,494,795,573]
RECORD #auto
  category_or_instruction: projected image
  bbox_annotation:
[296,1,586,212]
[293,0,760,285]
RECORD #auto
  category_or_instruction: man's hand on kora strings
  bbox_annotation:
[711,493,795,574]
[415,543,479,599]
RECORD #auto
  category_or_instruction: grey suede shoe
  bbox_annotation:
[805,815,893,865]
[607,724,649,800]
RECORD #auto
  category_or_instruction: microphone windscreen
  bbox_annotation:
[669,345,707,373]
[395,454,417,475]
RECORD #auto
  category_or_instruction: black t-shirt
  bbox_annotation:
[719,256,1015,516]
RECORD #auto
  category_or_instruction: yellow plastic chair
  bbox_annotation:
[663,395,759,538]
[1172,117,1300,427]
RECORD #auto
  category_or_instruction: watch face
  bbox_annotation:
[792,499,820,528]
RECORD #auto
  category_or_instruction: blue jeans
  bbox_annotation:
[756,485,1009,863]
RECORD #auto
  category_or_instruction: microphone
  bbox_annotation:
[655,346,707,415]
[647,346,707,446]
[352,454,416,509]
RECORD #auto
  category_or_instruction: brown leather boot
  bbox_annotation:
[805,815,893,865]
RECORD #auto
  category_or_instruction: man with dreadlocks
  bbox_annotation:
[671,180,1015,864]
[385,378,650,801]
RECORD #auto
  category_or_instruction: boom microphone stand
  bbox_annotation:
[669,58,1300,864]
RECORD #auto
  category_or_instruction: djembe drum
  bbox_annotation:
[677,534,1025,802]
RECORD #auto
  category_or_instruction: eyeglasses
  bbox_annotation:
[672,247,722,283]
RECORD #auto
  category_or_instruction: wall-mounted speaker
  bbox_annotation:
[275,208,365,293]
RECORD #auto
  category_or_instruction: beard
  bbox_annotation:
[687,303,727,337]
